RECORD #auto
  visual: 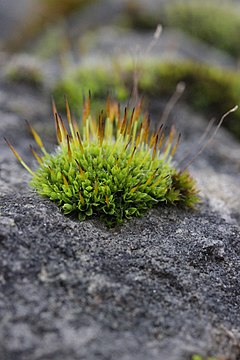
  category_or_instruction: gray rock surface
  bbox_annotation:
[1,191,240,360]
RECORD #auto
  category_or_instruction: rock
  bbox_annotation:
[0,192,240,360]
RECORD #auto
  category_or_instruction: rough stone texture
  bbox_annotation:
[0,191,240,360]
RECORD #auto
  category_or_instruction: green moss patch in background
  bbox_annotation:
[164,1,240,58]
[139,61,240,137]
[53,66,129,116]
[125,0,240,59]
[53,61,240,140]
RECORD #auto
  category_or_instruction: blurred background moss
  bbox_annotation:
[52,60,240,139]
[124,0,240,59]
[1,0,240,140]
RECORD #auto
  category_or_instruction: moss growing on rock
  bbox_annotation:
[6,97,199,226]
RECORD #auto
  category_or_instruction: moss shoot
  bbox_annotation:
[7,97,199,226]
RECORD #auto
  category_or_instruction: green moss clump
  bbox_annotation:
[7,98,199,226]
[164,0,240,58]
[53,61,240,139]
